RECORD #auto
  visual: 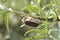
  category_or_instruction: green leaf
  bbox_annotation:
[24,29,45,36]
[23,5,39,16]
[34,32,48,39]
[4,12,9,32]
[37,21,49,29]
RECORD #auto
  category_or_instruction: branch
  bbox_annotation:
[21,15,60,27]
[7,8,60,27]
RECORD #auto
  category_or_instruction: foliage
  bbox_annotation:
[0,0,60,40]
[4,12,10,32]
[23,0,60,40]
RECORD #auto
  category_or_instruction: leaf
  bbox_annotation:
[23,5,39,16]
[37,21,49,29]
[24,29,45,36]
[4,12,9,32]
[54,8,58,17]
[34,32,48,39]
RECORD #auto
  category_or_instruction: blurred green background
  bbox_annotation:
[0,0,60,40]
